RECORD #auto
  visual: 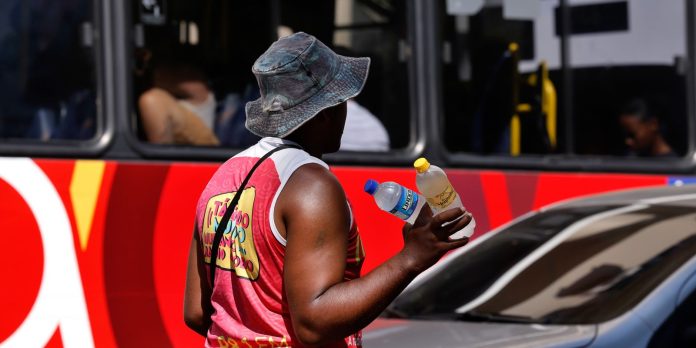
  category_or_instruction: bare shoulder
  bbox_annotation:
[282,163,346,204]
[277,163,349,229]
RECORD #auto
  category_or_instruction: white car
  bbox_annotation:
[364,185,696,348]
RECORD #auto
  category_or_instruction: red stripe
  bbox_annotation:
[153,163,218,347]
[79,162,119,348]
[103,163,172,347]
[480,171,513,229]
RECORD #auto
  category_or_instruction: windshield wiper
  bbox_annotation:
[455,310,539,324]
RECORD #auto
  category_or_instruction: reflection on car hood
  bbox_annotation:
[363,318,596,348]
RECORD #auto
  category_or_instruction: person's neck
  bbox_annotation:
[284,135,323,159]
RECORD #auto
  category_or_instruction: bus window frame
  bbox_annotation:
[117,0,427,166]
[428,0,696,174]
[0,0,113,159]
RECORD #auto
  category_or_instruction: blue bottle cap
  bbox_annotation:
[364,179,379,195]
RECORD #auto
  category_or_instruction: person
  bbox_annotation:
[618,98,676,158]
[340,99,390,151]
[214,83,262,148]
[138,57,220,146]
[332,46,390,152]
[184,32,472,347]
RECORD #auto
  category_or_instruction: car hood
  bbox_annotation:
[362,318,597,348]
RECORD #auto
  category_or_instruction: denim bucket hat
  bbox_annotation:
[245,32,370,138]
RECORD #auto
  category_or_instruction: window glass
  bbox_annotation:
[329,0,409,152]
[388,205,616,319]
[0,0,97,142]
[440,0,689,159]
[132,0,410,152]
[564,0,688,158]
[132,1,274,148]
[389,205,696,325]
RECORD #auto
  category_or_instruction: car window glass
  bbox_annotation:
[0,0,97,142]
[389,205,615,317]
[473,205,696,324]
[390,205,696,325]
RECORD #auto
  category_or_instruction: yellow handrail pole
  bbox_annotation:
[508,42,520,156]
[540,61,557,149]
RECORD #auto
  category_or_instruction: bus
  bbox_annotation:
[1,0,694,346]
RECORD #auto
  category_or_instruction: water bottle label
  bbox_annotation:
[427,183,457,210]
[389,187,420,221]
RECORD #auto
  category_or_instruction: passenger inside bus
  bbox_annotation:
[619,98,676,158]
[137,52,219,146]
[332,46,390,152]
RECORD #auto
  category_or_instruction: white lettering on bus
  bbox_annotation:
[0,158,94,347]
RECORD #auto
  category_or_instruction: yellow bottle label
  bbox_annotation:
[426,183,457,210]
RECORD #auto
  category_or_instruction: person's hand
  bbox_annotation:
[399,205,472,274]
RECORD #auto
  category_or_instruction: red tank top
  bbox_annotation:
[195,138,365,348]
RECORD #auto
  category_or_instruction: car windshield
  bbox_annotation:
[388,204,696,325]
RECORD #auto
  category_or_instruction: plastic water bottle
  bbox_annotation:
[364,179,425,225]
[413,158,476,238]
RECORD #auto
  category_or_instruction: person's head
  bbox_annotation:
[245,32,370,155]
[619,98,665,156]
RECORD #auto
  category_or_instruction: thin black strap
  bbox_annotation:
[209,143,300,286]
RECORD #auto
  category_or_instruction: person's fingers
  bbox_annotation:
[402,222,412,239]
[413,204,433,227]
[441,213,472,238]
[432,211,471,240]
[431,207,466,226]
[444,237,470,251]
[402,204,433,238]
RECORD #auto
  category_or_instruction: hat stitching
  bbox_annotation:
[253,36,317,74]
[300,59,319,85]
[263,57,344,115]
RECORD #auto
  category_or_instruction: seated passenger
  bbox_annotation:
[138,58,219,146]
[332,46,390,152]
[214,83,261,148]
[618,98,676,158]
[341,99,390,151]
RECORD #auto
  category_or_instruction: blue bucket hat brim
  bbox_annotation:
[245,55,370,138]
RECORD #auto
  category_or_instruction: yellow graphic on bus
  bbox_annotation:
[202,189,260,280]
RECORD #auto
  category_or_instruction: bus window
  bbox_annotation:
[0,0,98,142]
[440,0,689,160]
[440,0,544,155]
[279,0,409,152]
[563,0,688,158]
[132,0,411,153]
[324,0,409,152]
[132,1,274,148]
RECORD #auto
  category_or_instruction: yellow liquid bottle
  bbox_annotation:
[414,158,475,238]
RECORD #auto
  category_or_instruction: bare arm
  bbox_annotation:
[280,164,471,346]
[183,230,213,336]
